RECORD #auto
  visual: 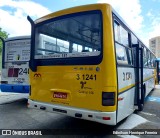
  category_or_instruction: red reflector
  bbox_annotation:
[102,117,111,120]
[118,97,124,101]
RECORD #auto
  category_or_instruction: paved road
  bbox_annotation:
[136,86,160,130]
[0,86,160,137]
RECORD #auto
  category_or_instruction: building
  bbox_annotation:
[149,36,160,57]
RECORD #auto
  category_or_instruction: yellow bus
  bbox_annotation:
[27,3,156,125]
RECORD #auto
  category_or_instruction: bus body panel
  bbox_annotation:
[117,87,135,123]
[117,66,155,122]
[1,36,30,93]
[117,67,135,122]
[30,64,117,112]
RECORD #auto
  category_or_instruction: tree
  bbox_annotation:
[0,27,9,53]
[0,28,9,71]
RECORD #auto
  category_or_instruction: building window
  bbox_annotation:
[151,40,156,45]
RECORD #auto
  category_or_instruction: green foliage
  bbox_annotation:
[0,27,9,53]
[0,28,9,70]
[0,53,2,71]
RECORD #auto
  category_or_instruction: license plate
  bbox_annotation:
[53,92,67,99]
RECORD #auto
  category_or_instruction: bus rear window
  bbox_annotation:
[34,11,102,59]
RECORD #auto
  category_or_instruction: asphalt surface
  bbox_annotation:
[135,86,160,131]
[0,86,160,138]
[132,87,160,138]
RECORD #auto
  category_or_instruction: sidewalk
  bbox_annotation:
[0,91,28,104]
[155,85,160,89]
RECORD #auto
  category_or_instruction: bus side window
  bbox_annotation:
[143,47,148,67]
[116,43,128,64]
[120,26,129,47]
[131,34,138,67]
[147,51,151,68]
[151,54,155,68]
[114,21,120,43]
[114,20,131,65]
[120,26,133,65]
[126,48,133,65]
[153,57,156,68]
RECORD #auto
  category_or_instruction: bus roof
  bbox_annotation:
[34,3,111,24]
[5,35,30,42]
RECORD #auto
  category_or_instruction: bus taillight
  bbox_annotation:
[102,117,111,120]
[102,92,115,106]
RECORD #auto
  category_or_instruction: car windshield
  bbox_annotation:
[34,11,102,59]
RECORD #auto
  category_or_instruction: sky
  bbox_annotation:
[0,0,160,46]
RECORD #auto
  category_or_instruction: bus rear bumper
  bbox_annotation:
[1,84,30,93]
[28,99,117,125]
